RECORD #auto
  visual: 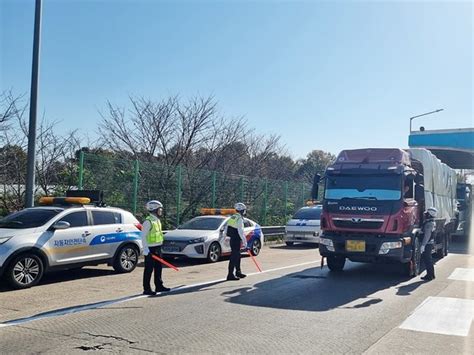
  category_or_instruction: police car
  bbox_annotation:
[162,208,264,263]
[284,204,322,246]
[0,191,143,289]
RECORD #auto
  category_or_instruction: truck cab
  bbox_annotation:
[317,148,455,277]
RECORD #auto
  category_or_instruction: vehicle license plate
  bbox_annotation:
[346,240,366,252]
[162,246,180,253]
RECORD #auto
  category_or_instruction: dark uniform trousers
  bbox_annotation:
[143,246,163,291]
[228,235,242,275]
[421,243,435,279]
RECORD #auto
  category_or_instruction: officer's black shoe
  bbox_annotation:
[236,272,247,279]
[143,290,156,296]
[156,286,171,292]
[226,274,240,281]
[421,275,434,281]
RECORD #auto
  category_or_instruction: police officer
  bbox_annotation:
[420,207,437,281]
[225,202,249,281]
[141,200,170,295]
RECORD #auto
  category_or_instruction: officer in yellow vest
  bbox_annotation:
[224,202,249,281]
[141,200,170,295]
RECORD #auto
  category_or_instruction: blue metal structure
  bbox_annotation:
[408,128,474,169]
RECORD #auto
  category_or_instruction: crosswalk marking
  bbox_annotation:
[400,296,474,337]
[448,268,474,282]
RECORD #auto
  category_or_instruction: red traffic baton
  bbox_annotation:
[247,250,263,272]
[151,254,179,272]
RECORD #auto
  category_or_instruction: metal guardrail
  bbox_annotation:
[261,226,285,237]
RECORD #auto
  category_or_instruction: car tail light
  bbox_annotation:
[134,223,142,231]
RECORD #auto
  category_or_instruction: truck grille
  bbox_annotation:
[333,218,384,230]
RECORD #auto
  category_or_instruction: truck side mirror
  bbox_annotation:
[311,174,321,200]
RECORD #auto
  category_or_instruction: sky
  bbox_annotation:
[1,0,472,159]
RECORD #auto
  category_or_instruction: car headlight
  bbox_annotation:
[0,237,12,245]
[379,241,402,255]
[188,237,206,244]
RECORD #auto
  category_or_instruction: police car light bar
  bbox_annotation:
[306,200,321,206]
[39,197,91,206]
[200,208,236,215]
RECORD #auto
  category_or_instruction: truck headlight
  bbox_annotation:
[319,237,335,251]
[379,241,403,255]
[0,237,11,245]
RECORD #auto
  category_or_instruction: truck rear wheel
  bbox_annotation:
[327,255,345,272]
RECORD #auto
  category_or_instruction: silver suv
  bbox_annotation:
[0,205,142,289]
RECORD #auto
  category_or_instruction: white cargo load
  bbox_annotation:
[408,148,457,224]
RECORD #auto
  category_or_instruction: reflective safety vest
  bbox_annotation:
[145,215,164,245]
[227,213,242,229]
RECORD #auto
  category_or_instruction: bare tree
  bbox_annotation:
[0,91,81,212]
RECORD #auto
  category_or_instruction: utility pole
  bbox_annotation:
[25,0,42,207]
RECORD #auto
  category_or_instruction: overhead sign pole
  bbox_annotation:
[25,0,42,208]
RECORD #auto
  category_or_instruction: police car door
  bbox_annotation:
[220,218,231,253]
[88,209,127,258]
[47,210,92,266]
[243,219,253,248]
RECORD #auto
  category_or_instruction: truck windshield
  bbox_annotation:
[325,175,402,201]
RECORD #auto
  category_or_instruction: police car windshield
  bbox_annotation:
[178,217,225,230]
[293,208,322,220]
[0,208,63,229]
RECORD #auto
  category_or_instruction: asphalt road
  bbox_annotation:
[0,238,473,354]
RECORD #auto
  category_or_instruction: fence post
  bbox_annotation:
[284,181,288,220]
[263,179,268,225]
[239,176,244,202]
[132,159,139,215]
[176,165,182,226]
[301,182,305,206]
[211,171,217,208]
[78,150,84,189]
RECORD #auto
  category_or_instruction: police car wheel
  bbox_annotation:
[251,239,261,256]
[7,254,44,289]
[207,242,221,263]
[285,242,294,246]
[113,245,139,273]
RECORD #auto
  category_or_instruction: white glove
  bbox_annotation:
[143,247,150,256]
[420,245,425,254]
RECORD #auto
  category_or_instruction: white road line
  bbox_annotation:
[400,296,474,337]
[448,268,474,282]
[0,260,318,329]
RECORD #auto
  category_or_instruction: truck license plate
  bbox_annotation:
[346,240,365,252]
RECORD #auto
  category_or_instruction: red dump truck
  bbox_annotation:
[315,148,457,276]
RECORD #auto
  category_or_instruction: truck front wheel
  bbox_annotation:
[405,237,421,277]
[327,255,346,272]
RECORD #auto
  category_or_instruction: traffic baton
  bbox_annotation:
[151,254,179,272]
[247,250,263,272]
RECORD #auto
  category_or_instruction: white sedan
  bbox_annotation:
[162,215,264,263]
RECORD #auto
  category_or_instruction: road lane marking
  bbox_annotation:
[448,268,474,282]
[0,260,318,329]
[399,296,474,337]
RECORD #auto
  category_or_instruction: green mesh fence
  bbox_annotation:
[80,152,313,228]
